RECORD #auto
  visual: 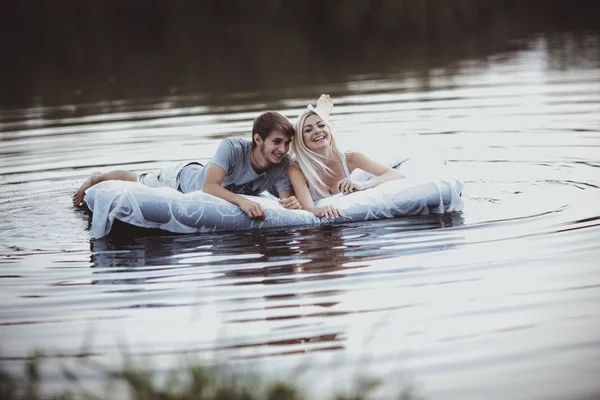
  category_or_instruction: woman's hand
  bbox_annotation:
[337,178,365,193]
[316,94,333,116]
[316,205,341,220]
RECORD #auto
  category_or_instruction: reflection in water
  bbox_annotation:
[1,1,599,114]
[88,216,466,358]
[89,215,465,282]
[0,5,599,396]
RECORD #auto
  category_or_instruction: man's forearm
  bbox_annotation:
[203,183,245,206]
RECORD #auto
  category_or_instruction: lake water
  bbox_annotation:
[1,34,600,399]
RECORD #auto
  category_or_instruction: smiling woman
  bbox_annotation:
[289,95,407,219]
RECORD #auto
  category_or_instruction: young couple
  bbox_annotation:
[73,95,404,219]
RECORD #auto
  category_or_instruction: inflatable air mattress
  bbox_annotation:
[84,160,464,238]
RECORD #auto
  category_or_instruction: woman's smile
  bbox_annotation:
[303,114,331,150]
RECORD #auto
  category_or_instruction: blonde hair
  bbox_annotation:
[291,110,346,198]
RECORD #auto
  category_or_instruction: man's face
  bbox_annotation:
[258,130,291,165]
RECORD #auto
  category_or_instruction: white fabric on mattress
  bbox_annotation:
[84,160,463,238]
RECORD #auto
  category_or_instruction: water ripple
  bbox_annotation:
[1,36,600,399]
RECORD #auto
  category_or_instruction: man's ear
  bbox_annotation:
[253,133,262,146]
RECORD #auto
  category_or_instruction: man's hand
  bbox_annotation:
[337,178,365,193]
[238,198,265,220]
[279,196,302,210]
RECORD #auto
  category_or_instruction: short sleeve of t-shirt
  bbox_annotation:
[210,138,240,174]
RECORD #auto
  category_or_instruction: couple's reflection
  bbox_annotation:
[89,213,466,281]
[88,214,464,352]
[88,214,465,357]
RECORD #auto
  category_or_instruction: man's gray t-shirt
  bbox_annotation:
[178,138,292,196]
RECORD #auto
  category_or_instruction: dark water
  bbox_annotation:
[1,14,600,400]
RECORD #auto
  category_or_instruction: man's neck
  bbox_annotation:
[251,147,271,173]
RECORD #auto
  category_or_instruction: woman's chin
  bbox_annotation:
[306,141,329,152]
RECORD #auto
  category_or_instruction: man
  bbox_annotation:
[72,111,301,219]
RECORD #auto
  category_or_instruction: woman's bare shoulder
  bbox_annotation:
[345,151,368,168]
[288,162,305,178]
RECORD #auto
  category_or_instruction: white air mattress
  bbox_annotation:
[84,160,464,238]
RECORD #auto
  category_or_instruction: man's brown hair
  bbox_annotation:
[252,111,295,148]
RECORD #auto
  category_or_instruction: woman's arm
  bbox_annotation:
[338,152,405,193]
[288,164,340,219]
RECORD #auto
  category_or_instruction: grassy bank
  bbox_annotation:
[0,352,419,400]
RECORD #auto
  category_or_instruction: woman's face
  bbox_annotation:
[302,113,331,152]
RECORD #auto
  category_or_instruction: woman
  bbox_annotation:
[289,94,405,219]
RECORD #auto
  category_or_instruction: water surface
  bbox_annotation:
[1,34,600,399]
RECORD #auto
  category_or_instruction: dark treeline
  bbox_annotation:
[1,0,599,109]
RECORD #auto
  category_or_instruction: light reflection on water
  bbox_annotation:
[1,36,600,399]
